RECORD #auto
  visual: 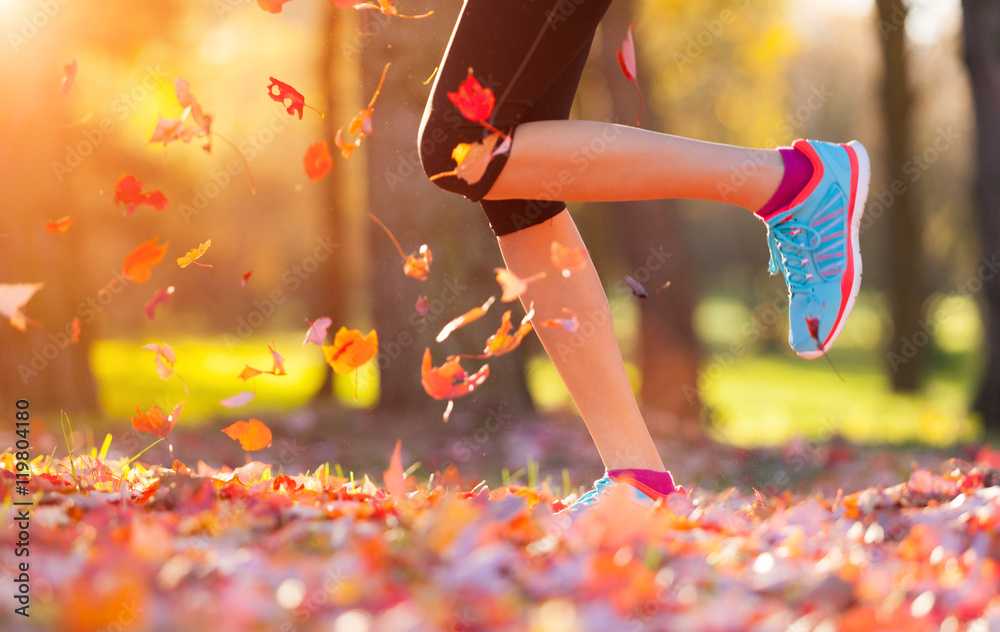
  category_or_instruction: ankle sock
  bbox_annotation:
[607,468,677,499]
[756,146,815,221]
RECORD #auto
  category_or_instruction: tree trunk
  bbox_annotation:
[876,0,925,391]
[362,9,534,420]
[595,3,703,440]
[963,0,1000,434]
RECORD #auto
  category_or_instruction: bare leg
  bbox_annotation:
[497,208,665,471]
[485,120,784,211]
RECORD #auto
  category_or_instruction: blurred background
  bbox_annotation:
[0,0,996,487]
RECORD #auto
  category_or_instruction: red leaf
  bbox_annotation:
[617,24,643,125]
[46,216,74,234]
[144,286,175,320]
[60,58,77,95]
[267,77,322,119]
[222,418,273,451]
[447,71,495,123]
[241,270,253,287]
[131,402,183,439]
[415,295,430,319]
[304,141,333,181]
[123,237,169,283]
[258,0,295,13]
[114,175,169,215]
[420,348,490,402]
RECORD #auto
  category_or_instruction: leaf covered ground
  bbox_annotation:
[3,430,1000,632]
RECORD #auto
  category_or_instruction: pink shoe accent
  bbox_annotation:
[756,144,816,221]
[607,468,678,500]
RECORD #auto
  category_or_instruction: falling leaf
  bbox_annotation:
[239,365,264,382]
[0,283,43,332]
[268,343,287,376]
[625,275,648,298]
[144,286,175,320]
[123,237,169,283]
[131,402,184,439]
[352,0,433,19]
[222,418,273,451]
[495,268,545,302]
[141,342,177,381]
[257,0,294,13]
[483,306,534,358]
[335,63,389,159]
[617,24,643,125]
[806,316,844,380]
[322,327,378,375]
[404,245,433,281]
[175,77,212,134]
[436,296,496,343]
[448,71,495,123]
[45,216,74,234]
[429,133,511,186]
[70,316,81,343]
[60,58,77,95]
[421,347,490,404]
[149,115,203,147]
[537,308,580,333]
[550,241,588,278]
[415,295,430,319]
[267,77,323,119]
[303,141,333,181]
[303,317,333,346]
[369,214,433,280]
[220,391,256,408]
[177,239,213,268]
[241,271,253,287]
[114,175,169,215]
[383,440,407,500]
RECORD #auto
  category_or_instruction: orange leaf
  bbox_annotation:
[334,63,389,159]
[268,343,287,376]
[70,316,81,343]
[123,237,169,283]
[383,439,407,500]
[447,71,495,122]
[258,0,294,14]
[131,402,183,439]
[114,175,169,215]
[353,0,433,19]
[304,141,333,181]
[420,347,490,401]
[222,418,273,451]
[550,241,588,277]
[177,239,212,268]
[483,306,534,358]
[428,133,511,186]
[0,283,43,332]
[537,308,580,333]
[495,268,545,302]
[238,365,264,382]
[404,244,432,281]
[436,296,495,343]
[46,216,74,234]
[322,327,378,374]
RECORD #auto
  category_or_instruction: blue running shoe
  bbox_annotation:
[562,471,682,514]
[764,139,870,359]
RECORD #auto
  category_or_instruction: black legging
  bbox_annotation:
[418,0,614,236]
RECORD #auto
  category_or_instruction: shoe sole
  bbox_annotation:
[797,140,870,360]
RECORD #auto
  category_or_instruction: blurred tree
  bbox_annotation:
[963,0,1000,433]
[591,1,703,439]
[361,6,535,419]
[876,0,925,392]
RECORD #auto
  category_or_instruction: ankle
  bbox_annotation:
[607,467,677,498]
[755,145,815,220]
